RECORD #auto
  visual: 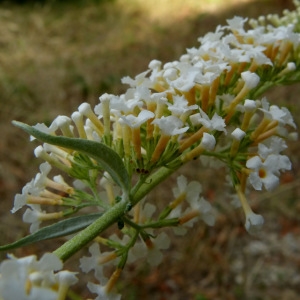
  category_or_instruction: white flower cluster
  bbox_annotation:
[23,13,298,179]
[0,253,77,299]
[6,3,300,299]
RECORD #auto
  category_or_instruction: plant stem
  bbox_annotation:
[131,166,178,205]
[53,199,128,262]
[54,166,180,262]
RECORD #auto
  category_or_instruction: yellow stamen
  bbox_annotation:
[263,44,273,59]
[132,127,142,160]
[256,127,278,143]
[72,112,87,139]
[40,189,65,200]
[224,64,237,86]
[200,85,210,112]
[208,76,220,107]
[230,139,241,157]
[152,82,166,93]
[101,100,111,139]
[169,192,186,209]
[150,134,170,164]
[241,111,254,131]
[237,61,247,74]
[39,211,64,221]
[235,185,252,217]
[144,237,154,249]
[97,252,117,265]
[133,202,141,223]
[87,111,104,135]
[105,269,122,293]
[57,283,69,300]
[45,178,74,194]
[121,124,131,157]
[27,195,64,206]
[183,86,196,105]
[181,144,205,163]
[179,210,199,225]
[179,127,208,153]
[25,279,32,295]
[146,102,156,139]
[250,118,271,141]
[277,41,293,66]
[94,236,109,245]
[271,45,280,61]
[225,84,253,123]
[248,61,258,73]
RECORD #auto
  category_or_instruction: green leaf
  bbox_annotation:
[0,213,103,251]
[12,121,130,192]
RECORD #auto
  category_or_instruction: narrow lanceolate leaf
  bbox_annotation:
[0,213,103,251]
[12,121,130,192]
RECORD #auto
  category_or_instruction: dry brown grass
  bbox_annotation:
[0,0,299,299]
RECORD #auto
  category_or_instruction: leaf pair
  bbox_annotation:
[0,121,131,251]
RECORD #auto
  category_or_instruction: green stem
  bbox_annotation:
[54,165,181,262]
[141,218,179,229]
[53,199,128,262]
[131,166,178,205]
[251,81,275,99]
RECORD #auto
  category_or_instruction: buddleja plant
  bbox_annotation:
[1,2,299,299]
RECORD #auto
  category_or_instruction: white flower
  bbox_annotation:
[87,282,121,300]
[148,59,162,70]
[167,64,200,92]
[260,98,296,128]
[22,207,44,233]
[172,175,202,200]
[246,154,291,191]
[241,71,260,90]
[190,108,227,133]
[12,180,36,213]
[197,198,215,226]
[94,93,114,118]
[23,208,63,233]
[245,211,264,235]
[145,232,171,266]
[55,271,78,295]
[152,115,189,136]
[135,202,156,224]
[30,122,58,141]
[119,110,154,128]
[52,115,73,137]
[226,16,248,33]
[287,62,296,71]
[12,162,52,213]
[201,132,216,150]
[199,155,224,169]
[163,67,177,80]
[257,137,287,159]
[231,128,246,141]
[167,95,198,117]
[33,162,52,189]
[243,99,257,112]
[0,253,76,300]
[127,241,147,262]
[121,70,151,88]
[173,175,215,226]
[80,243,107,282]
[71,111,85,135]
[187,195,215,226]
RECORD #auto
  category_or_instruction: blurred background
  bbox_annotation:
[0,0,299,299]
